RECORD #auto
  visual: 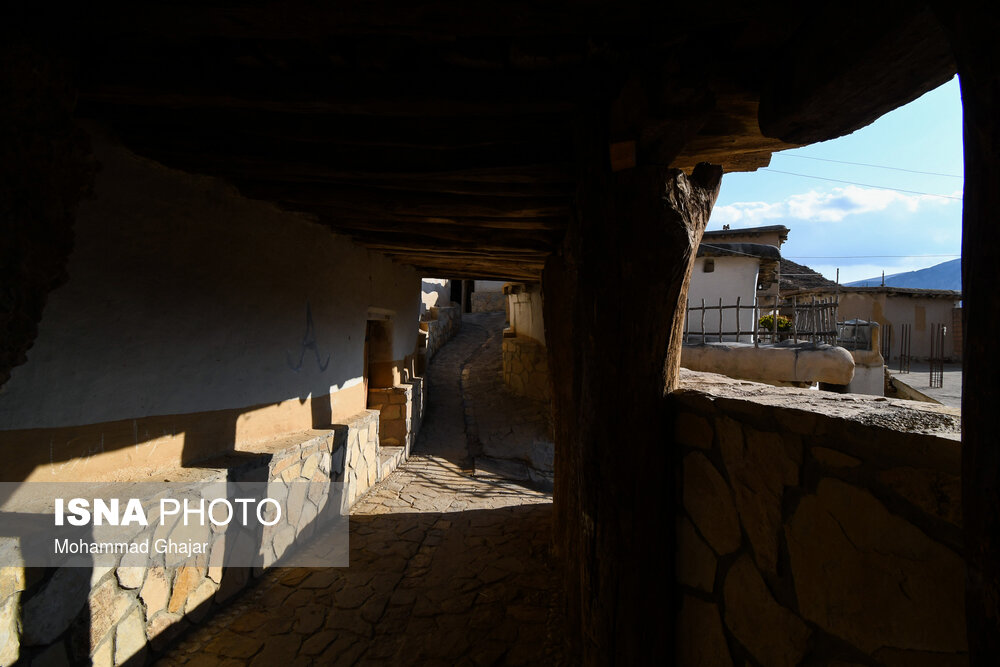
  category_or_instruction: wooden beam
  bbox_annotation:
[233,182,570,220]
[758,5,955,144]
[104,130,576,177]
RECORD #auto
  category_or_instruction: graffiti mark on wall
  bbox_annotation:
[49,434,106,475]
[287,302,331,372]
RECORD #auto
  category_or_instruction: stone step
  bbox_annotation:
[378,446,406,481]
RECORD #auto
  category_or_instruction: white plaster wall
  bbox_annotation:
[508,284,546,345]
[0,134,421,430]
[420,278,451,315]
[686,257,760,342]
[847,363,885,396]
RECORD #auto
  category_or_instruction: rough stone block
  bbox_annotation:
[879,466,961,526]
[168,566,204,614]
[183,579,217,621]
[22,568,91,646]
[114,607,147,665]
[280,462,302,483]
[146,613,184,651]
[676,412,714,450]
[677,517,717,592]
[676,595,732,666]
[0,567,25,602]
[682,453,741,556]
[0,596,19,665]
[812,446,862,468]
[723,555,810,667]
[785,478,966,654]
[87,578,135,653]
[91,637,114,667]
[140,566,170,617]
[720,422,800,574]
[301,452,320,480]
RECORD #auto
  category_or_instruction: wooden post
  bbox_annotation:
[718,297,723,342]
[934,11,999,659]
[772,294,778,342]
[541,151,722,662]
[792,295,798,343]
[754,300,760,347]
[736,295,742,341]
[684,299,690,343]
[701,298,706,345]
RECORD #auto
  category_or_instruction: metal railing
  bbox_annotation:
[929,323,946,388]
[684,295,839,345]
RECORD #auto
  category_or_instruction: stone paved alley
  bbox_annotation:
[154,314,564,666]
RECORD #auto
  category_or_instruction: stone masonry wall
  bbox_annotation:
[501,336,551,403]
[3,410,388,665]
[367,378,423,457]
[421,305,461,362]
[471,292,506,313]
[673,370,965,666]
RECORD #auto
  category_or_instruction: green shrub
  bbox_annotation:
[759,314,793,332]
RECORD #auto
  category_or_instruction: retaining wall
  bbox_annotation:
[3,409,398,665]
[673,370,965,666]
[501,337,551,403]
[421,305,461,362]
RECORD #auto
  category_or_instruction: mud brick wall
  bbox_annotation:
[3,411,383,665]
[501,337,551,403]
[366,383,420,453]
[673,370,965,666]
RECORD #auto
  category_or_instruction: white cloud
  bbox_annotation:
[712,185,959,226]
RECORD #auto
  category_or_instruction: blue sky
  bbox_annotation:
[709,77,963,284]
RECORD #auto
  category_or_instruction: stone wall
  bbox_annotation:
[367,378,423,457]
[4,410,393,665]
[421,305,461,361]
[471,292,506,313]
[673,370,965,666]
[501,336,551,402]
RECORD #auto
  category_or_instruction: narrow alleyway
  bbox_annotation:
[154,315,564,666]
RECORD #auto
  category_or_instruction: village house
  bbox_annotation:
[785,285,963,362]
[686,241,781,343]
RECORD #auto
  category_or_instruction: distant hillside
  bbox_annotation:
[845,258,961,291]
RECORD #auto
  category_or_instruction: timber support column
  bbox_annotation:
[543,125,721,662]
[936,4,1000,662]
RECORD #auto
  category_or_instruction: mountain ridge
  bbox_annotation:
[845,258,961,291]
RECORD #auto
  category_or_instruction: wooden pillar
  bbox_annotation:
[934,5,1000,662]
[542,116,721,662]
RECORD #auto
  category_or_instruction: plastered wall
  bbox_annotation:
[0,132,420,481]
[687,257,760,341]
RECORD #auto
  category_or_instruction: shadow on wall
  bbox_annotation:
[0,133,423,664]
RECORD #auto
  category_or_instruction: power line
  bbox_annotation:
[775,153,963,179]
[701,244,961,260]
[785,254,960,259]
[759,168,964,200]
[699,243,775,259]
